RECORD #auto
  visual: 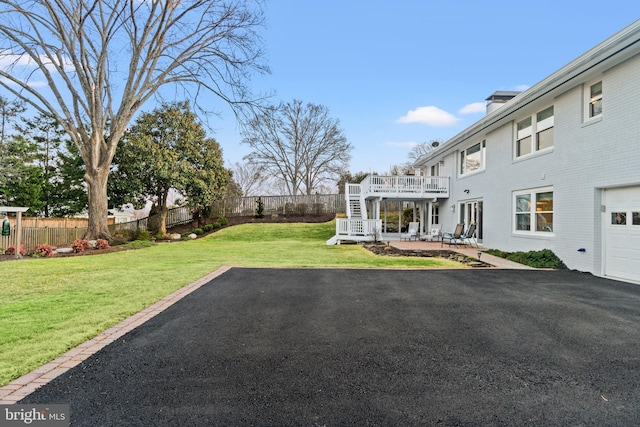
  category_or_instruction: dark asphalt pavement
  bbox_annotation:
[21,268,640,426]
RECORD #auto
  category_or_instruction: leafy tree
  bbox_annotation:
[0,96,24,145]
[0,135,45,213]
[13,113,66,217]
[242,99,352,195]
[51,141,88,217]
[0,0,267,240]
[109,101,229,235]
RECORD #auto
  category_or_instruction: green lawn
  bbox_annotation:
[0,220,462,386]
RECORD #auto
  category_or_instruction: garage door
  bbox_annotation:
[604,187,640,283]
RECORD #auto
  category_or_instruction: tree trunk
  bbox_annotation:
[157,206,169,236]
[84,168,111,240]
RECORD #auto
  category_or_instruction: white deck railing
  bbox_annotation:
[336,218,382,239]
[360,175,449,198]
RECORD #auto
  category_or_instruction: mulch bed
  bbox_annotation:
[363,242,493,268]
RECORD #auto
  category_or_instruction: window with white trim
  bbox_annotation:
[460,140,486,176]
[514,187,553,234]
[588,81,602,118]
[515,106,554,158]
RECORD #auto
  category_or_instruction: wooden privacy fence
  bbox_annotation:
[1,227,88,253]
[3,194,345,252]
[210,194,345,217]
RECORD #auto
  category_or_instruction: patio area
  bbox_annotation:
[389,239,535,269]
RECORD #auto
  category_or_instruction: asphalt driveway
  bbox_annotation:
[21,268,640,425]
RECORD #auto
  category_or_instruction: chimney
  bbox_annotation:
[485,91,520,114]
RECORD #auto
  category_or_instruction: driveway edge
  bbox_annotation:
[0,265,232,405]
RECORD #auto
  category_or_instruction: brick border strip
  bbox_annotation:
[0,265,233,405]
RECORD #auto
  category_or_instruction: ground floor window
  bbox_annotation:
[431,204,439,225]
[514,187,553,233]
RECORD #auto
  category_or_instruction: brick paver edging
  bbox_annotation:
[0,266,233,405]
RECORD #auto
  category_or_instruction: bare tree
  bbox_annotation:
[230,161,267,196]
[408,139,442,163]
[242,99,352,195]
[0,0,266,239]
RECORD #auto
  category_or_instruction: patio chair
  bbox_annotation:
[401,221,419,241]
[421,225,442,242]
[460,223,477,247]
[441,223,465,247]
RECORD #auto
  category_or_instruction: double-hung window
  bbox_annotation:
[514,187,554,234]
[589,81,603,118]
[515,106,554,158]
[460,140,486,176]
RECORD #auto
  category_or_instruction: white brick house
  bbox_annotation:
[412,19,640,283]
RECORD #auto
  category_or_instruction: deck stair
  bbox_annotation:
[346,184,367,220]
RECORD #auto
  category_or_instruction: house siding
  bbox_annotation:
[417,28,640,278]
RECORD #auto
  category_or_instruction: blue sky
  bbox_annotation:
[211,1,638,174]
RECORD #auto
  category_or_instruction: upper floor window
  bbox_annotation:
[514,187,554,234]
[589,81,603,118]
[460,140,486,176]
[515,106,554,158]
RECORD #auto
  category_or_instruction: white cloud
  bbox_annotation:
[0,51,74,73]
[514,84,530,91]
[396,106,459,127]
[459,102,485,115]
[384,141,417,148]
[0,77,48,87]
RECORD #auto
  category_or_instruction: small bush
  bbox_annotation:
[134,229,152,241]
[297,203,308,216]
[193,228,204,235]
[203,224,214,232]
[34,244,55,257]
[255,197,264,218]
[72,239,90,253]
[112,229,135,245]
[218,217,228,226]
[122,240,156,249]
[212,221,222,229]
[5,244,25,256]
[95,239,110,250]
[485,248,566,269]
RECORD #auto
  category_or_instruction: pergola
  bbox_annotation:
[0,206,29,259]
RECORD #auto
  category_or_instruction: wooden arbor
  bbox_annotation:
[0,207,29,259]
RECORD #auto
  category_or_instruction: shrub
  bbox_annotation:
[255,197,264,218]
[203,224,214,232]
[212,221,222,229]
[122,240,156,249]
[5,244,25,256]
[95,239,110,250]
[34,244,55,257]
[193,228,204,235]
[134,229,152,241]
[112,229,135,245]
[284,202,296,216]
[72,239,90,253]
[218,216,228,226]
[485,248,566,269]
[296,203,308,216]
